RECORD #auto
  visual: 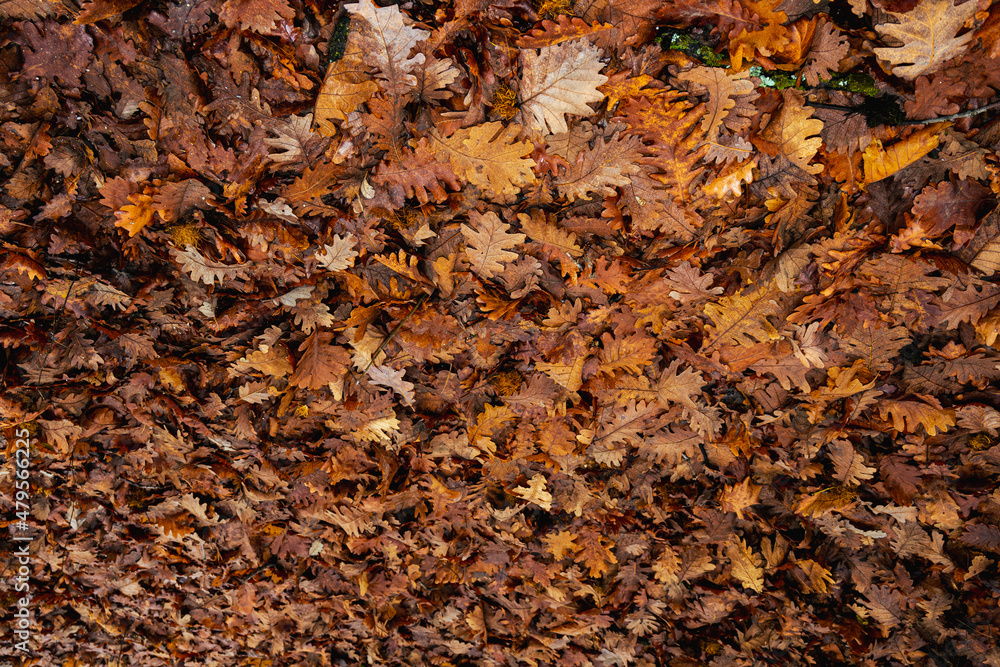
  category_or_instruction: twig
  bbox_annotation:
[900,98,1000,125]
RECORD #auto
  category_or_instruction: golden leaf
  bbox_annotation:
[703,285,784,349]
[755,89,823,177]
[543,529,579,559]
[431,123,536,198]
[862,124,945,184]
[878,398,956,436]
[513,473,553,510]
[726,537,764,593]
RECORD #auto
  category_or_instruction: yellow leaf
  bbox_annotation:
[863,124,945,184]
[797,559,835,595]
[536,356,586,393]
[513,473,553,510]
[796,485,857,518]
[703,159,757,200]
[598,72,655,111]
[372,250,430,285]
[703,285,784,349]
[726,537,764,593]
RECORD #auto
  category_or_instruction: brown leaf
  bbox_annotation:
[288,331,351,390]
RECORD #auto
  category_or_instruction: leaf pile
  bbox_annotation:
[3,0,1000,665]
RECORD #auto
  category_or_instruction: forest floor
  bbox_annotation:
[2,0,1000,665]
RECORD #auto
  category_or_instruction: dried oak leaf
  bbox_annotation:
[620,92,708,198]
[677,67,755,140]
[412,55,459,103]
[219,0,294,35]
[904,73,966,120]
[874,0,977,80]
[957,404,1000,435]
[879,454,922,505]
[74,0,143,23]
[827,439,876,486]
[152,179,214,222]
[431,123,536,198]
[516,15,614,48]
[839,322,911,373]
[373,138,462,206]
[938,283,1000,329]
[703,285,784,349]
[265,114,328,168]
[575,528,617,578]
[863,125,942,184]
[597,331,657,376]
[172,247,252,286]
[149,0,213,39]
[802,17,849,86]
[859,585,906,636]
[314,233,359,271]
[314,33,379,133]
[554,132,643,202]
[289,331,351,390]
[346,0,429,94]
[543,529,579,560]
[519,39,608,135]
[719,478,762,519]
[0,0,62,18]
[654,360,704,409]
[230,344,293,378]
[878,398,956,435]
[461,210,526,280]
[959,523,1000,552]
[512,473,553,510]
[726,537,764,593]
[367,364,415,406]
[754,89,824,177]
[518,209,583,279]
[19,20,92,89]
[114,193,156,238]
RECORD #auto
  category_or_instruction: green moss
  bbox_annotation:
[657,27,880,96]
[326,15,352,68]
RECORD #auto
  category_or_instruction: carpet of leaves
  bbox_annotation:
[3,0,1000,665]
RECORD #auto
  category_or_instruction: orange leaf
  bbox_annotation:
[114,193,156,237]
